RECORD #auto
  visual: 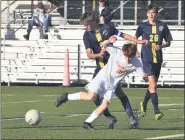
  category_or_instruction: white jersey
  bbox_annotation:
[85,45,144,103]
[102,45,144,89]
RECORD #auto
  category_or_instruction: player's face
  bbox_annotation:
[123,50,132,58]
[84,21,97,32]
[84,23,91,32]
[147,9,157,21]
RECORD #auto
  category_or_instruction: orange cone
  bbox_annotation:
[63,49,70,86]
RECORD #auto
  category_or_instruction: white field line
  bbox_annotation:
[2,100,55,104]
[2,112,141,121]
[159,104,183,106]
[2,99,183,107]
[145,134,184,139]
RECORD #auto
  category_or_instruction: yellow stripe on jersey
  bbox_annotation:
[95,32,104,68]
[95,32,102,43]
[152,25,157,63]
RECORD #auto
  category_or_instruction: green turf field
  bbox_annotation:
[1,86,184,139]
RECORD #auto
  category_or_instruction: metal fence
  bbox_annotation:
[1,0,184,26]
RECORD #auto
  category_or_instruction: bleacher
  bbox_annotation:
[1,26,184,87]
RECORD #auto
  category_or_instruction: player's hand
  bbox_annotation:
[155,44,161,50]
[143,73,148,82]
[108,36,117,44]
[98,48,106,57]
[137,40,148,45]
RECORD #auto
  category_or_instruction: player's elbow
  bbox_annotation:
[167,41,171,47]
[87,54,94,59]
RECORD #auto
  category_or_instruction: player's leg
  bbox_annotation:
[152,63,163,120]
[115,82,138,129]
[84,92,112,130]
[140,62,152,117]
[56,91,98,107]
[92,68,117,129]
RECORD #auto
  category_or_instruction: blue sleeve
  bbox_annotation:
[163,24,173,42]
[110,24,124,37]
[83,33,92,50]
[135,25,143,38]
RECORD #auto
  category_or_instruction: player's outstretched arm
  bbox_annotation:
[122,34,148,45]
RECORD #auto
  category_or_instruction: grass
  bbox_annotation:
[1,86,184,139]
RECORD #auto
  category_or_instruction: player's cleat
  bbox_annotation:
[129,116,138,129]
[155,112,164,120]
[107,115,117,129]
[55,93,69,107]
[140,101,146,117]
[83,122,95,130]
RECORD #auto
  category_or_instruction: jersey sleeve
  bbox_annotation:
[110,24,124,38]
[131,57,144,78]
[135,25,143,38]
[83,33,92,50]
[163,24,173,42]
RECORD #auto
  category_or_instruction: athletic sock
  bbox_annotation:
[143,89,151,110]
[119,95,134,118]
[150,93,160,114]
[68,93,80,100]
[85,111,99,123]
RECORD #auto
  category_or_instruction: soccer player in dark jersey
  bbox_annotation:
[135,4,173,120]
[78,11,147,129]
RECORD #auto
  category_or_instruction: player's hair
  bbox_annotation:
[122,43,137,57]
[80,12,96,25]
[146,4,159,13]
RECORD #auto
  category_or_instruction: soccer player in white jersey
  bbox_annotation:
[56,36,147,130]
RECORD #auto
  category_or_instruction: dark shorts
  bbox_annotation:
[142,62,162,81]
[92,68,101,78]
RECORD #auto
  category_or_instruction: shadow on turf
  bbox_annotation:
[3,124,121,130]
[138,127,184,130]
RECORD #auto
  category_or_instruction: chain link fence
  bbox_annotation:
[1,0,184,26]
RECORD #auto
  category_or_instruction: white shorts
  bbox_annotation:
[85,69,116,103]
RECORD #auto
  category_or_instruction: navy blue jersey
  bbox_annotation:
[135,20,173,63]
[83,24,123,68]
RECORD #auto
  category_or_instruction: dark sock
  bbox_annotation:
[150,93,160,114]
[143,89,151,110]
[93,98,112,118]
[119,95,134,118]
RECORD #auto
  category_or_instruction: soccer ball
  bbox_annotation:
[25,109,41,126]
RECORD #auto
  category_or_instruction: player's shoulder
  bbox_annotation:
[100,24,111,30]
[83,31,90,38]
[157,20,168,27]
[138,21,148,28]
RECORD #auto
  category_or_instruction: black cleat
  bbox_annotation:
[23,34,29,40]
[129,116,139,129]
[55,93,68,107]
[107,115,117,129]
[83,122,95,130]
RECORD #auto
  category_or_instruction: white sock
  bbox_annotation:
[85,111,99,123]
[68,93,80,100]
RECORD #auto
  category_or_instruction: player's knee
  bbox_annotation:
[87,92,97,101]
[149,83,156,93]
